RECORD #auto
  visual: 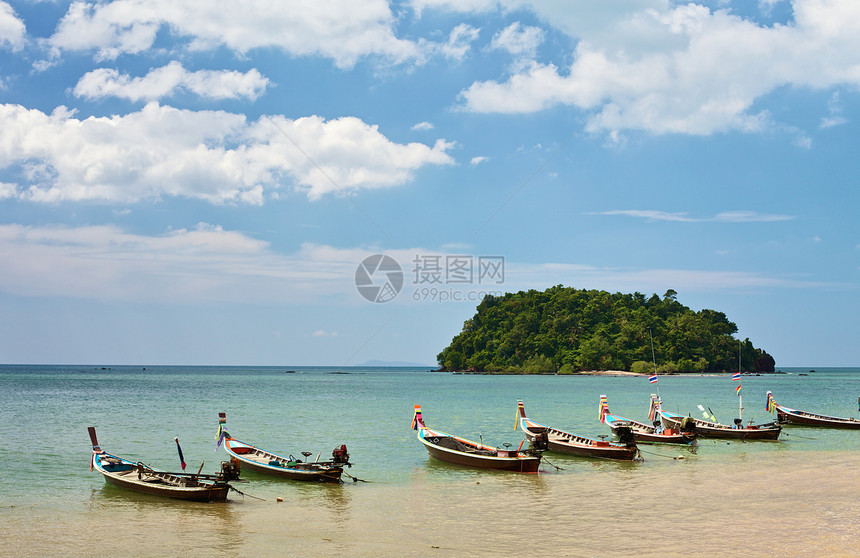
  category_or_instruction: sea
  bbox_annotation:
[1,365,858,557]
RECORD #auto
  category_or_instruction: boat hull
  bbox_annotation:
[418,429,541,473]
[660,412,781,440]
[609,423,694,444]
[776,406,860,429]
[521,424,638,460]
[94,455,230,502]
[604,414,695,445]
[224,438,344,482]
[518,410,639,460]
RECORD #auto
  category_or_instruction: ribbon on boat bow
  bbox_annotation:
[598,395,609,424]
[411,405,423,430]
[766,391,776,414]
[174,437,187,471]
[216,412,227,450]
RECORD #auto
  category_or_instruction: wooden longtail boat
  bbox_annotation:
[768,392,860,429]
[601,395,696,444]
[89,427,239,502]
[412,405,543,473]
[518,400,641,460]
[216,413,351,483]
[656,398,781,440]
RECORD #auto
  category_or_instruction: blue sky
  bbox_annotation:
[0,0,858,367]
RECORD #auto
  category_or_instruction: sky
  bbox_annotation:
[0,0,858,367]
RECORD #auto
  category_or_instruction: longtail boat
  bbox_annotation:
[655,398,781,440]
[600,394,696,444]
[89,427,239,502]
[412,405,543,473]
[216,413,351,483]
[518,400,641,460]
[767,391,860,429]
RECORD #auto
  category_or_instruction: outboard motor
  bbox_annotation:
[220,458,242,481]
[530,430,549,452]
[331,444,351,466]
[615,425,636,447]
[680,416,697,434]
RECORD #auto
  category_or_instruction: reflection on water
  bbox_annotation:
[86,485,244,555]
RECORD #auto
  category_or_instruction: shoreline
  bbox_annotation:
[581,369,643,376]
[446,369,793,376]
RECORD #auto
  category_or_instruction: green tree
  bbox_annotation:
[435,287,770,374]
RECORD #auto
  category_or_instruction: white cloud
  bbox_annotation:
[73,61,270,102]
[0,223,841,307]
[820,116,847,128]
[593,210,795,222]
[0,102,454,204]
[507,262,837,294]
[439,23,480,60]
[456,1,860,135]
[48,0,423,68]
[712,211,794,223]
[311,330,339,337]
[792,134,813,149]
[470,156,489,166]
[491,22,544,58]
[821,91,848,128]
[594,210,696,222]
[0,224,375,304]
[0,1,25,51]
[411,121,434,131]
[0,222,274,302]
[0,181,17,199]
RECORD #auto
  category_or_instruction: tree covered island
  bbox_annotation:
[436,286,775,374]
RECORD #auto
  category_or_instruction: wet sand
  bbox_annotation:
[4,451,858,557]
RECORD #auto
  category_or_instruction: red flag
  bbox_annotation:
[174,437,187,471]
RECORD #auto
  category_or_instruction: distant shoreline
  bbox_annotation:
[444,369,794,376]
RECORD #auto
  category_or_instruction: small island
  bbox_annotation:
[436,286,775,374]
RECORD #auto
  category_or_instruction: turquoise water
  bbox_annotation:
[1,365,859,556]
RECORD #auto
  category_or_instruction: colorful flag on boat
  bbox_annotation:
[515,401,524,430]
[216,412,227,450]
[174,437,187,471]
[648,395,659,421]
[732,372,741,381]
[599,395,609,423]
[735,384,742,396]
[765,391,776,414]
[699,404,717,422]
[649,373,658,384]
[411,405,422,430]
